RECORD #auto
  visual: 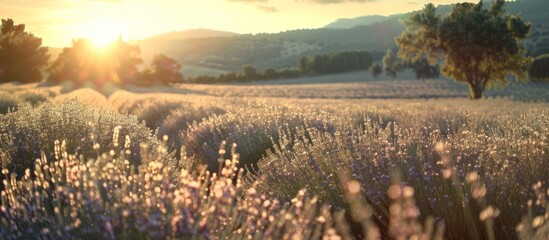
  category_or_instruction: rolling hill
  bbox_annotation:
[134,0,548,75]
[324,15,388,29]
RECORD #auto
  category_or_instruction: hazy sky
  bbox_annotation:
[3,0,474,47]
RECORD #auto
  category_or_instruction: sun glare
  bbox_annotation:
[79,18,123,49]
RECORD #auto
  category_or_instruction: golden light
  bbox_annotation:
[79,18,124,49]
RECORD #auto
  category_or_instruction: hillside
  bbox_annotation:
[324,15,388,29]
[141,28,239,42]
[135,0,548,75]
[136,18,405,72]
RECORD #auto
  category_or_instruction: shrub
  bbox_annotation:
[0,144,378,239]
[0,100,168,181]
[1,140,545,239]
[17,90,52,106]
[246,110,549,239]
[182,105,335,173]
[0,90,54,114]
[0,95,20,114]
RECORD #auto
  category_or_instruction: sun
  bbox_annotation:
[79,18,124,48]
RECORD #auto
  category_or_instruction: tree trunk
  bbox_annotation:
[468,83,483,99]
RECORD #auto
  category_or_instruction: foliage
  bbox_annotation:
[299,51,373,75]
[182,105,335,173]
[0,89,54,114]
[246,105,549,239]
[0,19,49,83]
[382,49,401,79]
[262,68,278,80]
[110,95,227,157]
[1,90,549,239]
[192,66,301,84]
[0,95,19,114]
[369,63,382,79]
[0,142,397,240]
[139,54,184,86]
[240,65,258,82]
[276,68,302,79]
[412,58,440,80]
[48,38,142,87]
[0,100,168,182]
[529,54,549,82]
[396,0,531,99]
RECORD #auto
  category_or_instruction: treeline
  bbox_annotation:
[191,66,302,84]
[529,54,549,82]
[299,51,373,74]
[0,19,183,87]
[190,51,374,84]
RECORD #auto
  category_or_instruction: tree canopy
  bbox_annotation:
[140,54,184,86]
[396,0,531,99]
[369,63,382,79]
[382,49,400,79]
[48,37,142,87]
[0,19,49,83]
[412,59,439,80]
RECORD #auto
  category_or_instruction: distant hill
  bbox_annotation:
[322,0,546,30]
[142,29,239,42]
[135,0,549,75]
[324,15,388,29]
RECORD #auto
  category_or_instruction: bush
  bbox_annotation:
[0,143,386,239]
[0,90,54,114]
[182,105,335,173]
[0,95,20,114]
[246,110,549,239]
[112,95,226,144]
[0,100,168,181]
[0,145,322,239]
[2,135,546,239]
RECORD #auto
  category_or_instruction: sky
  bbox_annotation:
[3,0,474,47]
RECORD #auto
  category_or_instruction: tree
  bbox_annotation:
[140,54,183,86]
[240,65,257,81]
[0,19,49,83]
[382,49,400,79]
[529,54,549,82]
[396,0,531,99]
[412,59,439,81]
[48,37,142,87]
[299,56,311,74]
[263,68,278,80]
[369,63,382,79]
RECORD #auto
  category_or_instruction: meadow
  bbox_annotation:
[0,79,548,239]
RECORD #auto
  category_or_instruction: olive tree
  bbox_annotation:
[0,19,49,83]
[396,0,530,99]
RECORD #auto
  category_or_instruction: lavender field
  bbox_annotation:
[0,82,547,239]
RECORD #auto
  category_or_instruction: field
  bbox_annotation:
[0,76,548,239]
[184,71,549,101]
